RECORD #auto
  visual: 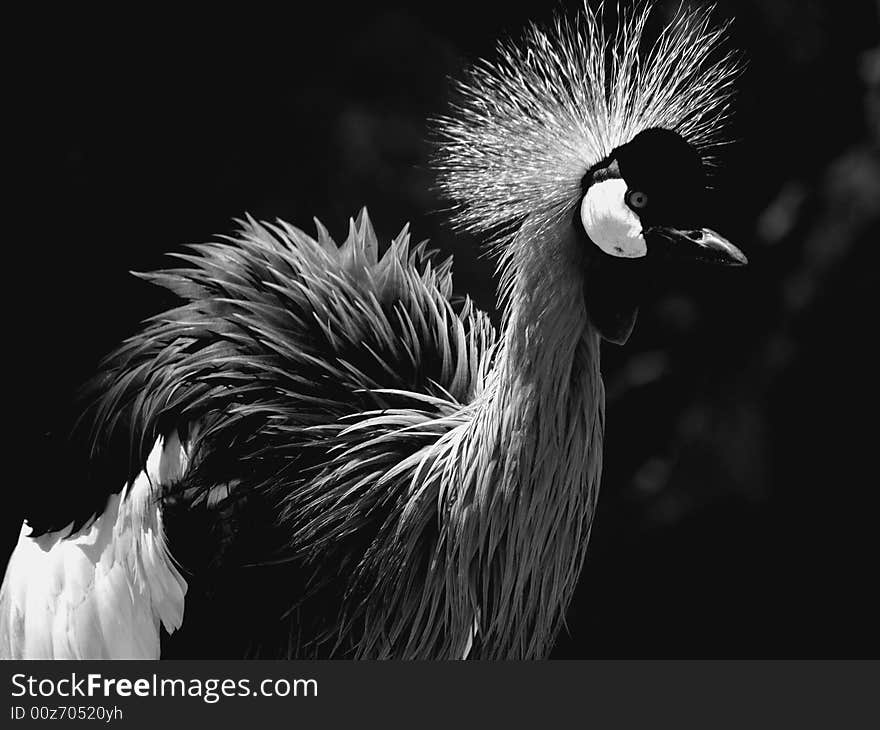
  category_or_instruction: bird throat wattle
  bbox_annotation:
[582,241,644,346]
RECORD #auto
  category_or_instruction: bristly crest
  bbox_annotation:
[433,1,740,248]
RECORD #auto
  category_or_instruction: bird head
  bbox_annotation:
[578,126,746,342]
[435,2,745,344]
[581,127,745,266]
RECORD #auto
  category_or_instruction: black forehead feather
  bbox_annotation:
[612,127,705,194]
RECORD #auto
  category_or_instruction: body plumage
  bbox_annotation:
[0,2,743,659]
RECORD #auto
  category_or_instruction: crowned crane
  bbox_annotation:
[1,2,745,659]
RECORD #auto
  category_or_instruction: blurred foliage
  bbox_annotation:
[14,0,879,655]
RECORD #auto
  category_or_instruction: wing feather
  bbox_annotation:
[0,435,188,659]
[12,209,497,658]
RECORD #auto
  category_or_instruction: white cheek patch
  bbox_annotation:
[580,178,646,258]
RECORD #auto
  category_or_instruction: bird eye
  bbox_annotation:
[627,190,648,210]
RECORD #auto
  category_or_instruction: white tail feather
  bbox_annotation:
[0,433,188,659]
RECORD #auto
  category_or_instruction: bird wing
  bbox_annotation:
[0,432,187,658]
[3,209,496,658]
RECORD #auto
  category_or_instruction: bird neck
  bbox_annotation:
[497,217,598,387]
[462,218,605,658]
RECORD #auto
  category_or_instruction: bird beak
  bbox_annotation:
[645,227,748,266]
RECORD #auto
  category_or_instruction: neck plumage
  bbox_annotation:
[460,218,605,659]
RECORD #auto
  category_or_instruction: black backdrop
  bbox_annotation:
[9,0,879,657]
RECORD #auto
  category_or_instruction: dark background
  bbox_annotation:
[10,0,879,657]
